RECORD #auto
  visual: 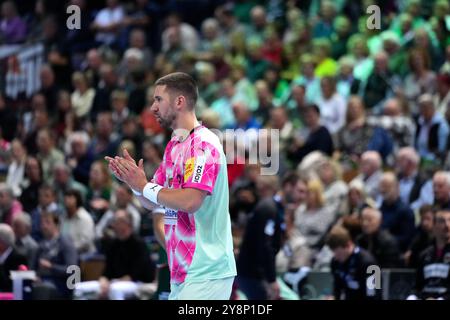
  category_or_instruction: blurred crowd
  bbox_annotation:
[0,0,450,300]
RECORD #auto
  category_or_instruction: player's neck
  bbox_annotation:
[173,112,201,141]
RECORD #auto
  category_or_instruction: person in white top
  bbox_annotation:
[6,139,27,197]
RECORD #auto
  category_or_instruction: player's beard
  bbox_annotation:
[158,108,177,129]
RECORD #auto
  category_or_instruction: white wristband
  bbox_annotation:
[131,189,142,196]
[143,182,163,204]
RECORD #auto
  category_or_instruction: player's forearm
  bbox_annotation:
[152,213,166,250]
[136,194,157,211]
[156,188,204,213]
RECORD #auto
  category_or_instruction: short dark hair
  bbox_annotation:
[64,189,83,208]
[306,103,321,116]
[281,171,299,187]
[154,72,198,109]
[41,210,60,226]
[326,226,352,250]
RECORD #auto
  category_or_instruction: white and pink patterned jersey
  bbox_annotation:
[152,125,236,284]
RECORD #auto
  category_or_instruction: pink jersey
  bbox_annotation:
[152,125,235,284]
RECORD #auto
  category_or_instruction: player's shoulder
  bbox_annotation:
[196,126,223,151]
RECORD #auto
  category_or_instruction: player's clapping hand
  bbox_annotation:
[105,149,148,192]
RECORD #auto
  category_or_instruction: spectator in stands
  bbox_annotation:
[24,100,50,155]
[414,93,449,164]
[162,13,199,53]
[315,76,346,135]
[111,90,131,133]
[60,189,95,255]
[379,172,416,252]
[405,205,435,268]
[317,159,348,216]
[253,80,274,126]
[88,112,121,160]
[352,151,383,202]
[395,147,429,210]
[435,73,450,119]
[276,173,312,273]
[19,157,44,213]
[86,160,112,222]
[345,179,376,217]
[409,209,450,300]
[0,184,22,226]
[336,96,393,163]
[237,175,282,300]
[53,162,87,206]
[71,72,96,119]
[74,209,155,300]
[357,207,402,268]
[30,184,60,242]
[362,51,400,112]
[404,48,437,113]
[327,226,379,300]
[91,64,119,121]
[268,107,294,156]
[287,104,334,164]
[432,171,450,210]
[91,0,124,47]
[294,179,335,250]
[366,98,416,152]
[0,93,18,143]
[0,1,27,44]
[96,184,141,240]
[11,213,38,267]
[336,56,361,99]
[210,78,237,129]
[0,224,27,292]
[36,128,64,184]
[33,211,78,299]
[67,131,94,186]
[39,65,60,114]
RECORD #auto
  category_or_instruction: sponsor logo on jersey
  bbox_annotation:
[193,156,206,183]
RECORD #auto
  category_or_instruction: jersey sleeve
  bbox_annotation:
[182,140,221,195]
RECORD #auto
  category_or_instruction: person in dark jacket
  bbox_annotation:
[408,209,450,300]
[406,205,435,268]
[287,104,334,164]
[379,172,416,252]
[327,226,380,300]
[0,224,27,292]
[33,211,78,299]
[74,209,155,300]
[237,175,282,300]
[356,207,402,268]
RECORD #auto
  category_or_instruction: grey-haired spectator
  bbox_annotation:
[0,183,23,226]
[356,207,402,268]
[53,162,88,206]
[66,131,94,186]
[11,213,38,267]
[6,139,27,197]
[396,147,430,210]
[415,93,449,164]
[352,151,383,202]
[432,171,450,210]
[0,223,27,292]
